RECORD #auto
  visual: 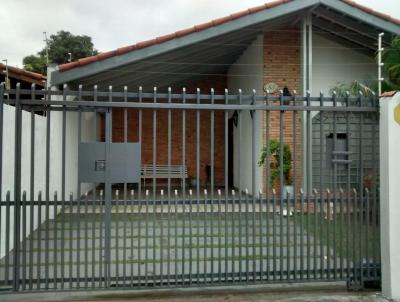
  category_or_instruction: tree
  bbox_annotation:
[382,36,400,88]
[23,30,98,75]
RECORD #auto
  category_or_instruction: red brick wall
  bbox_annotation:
[262,27,303,194]
[101,76,227,186]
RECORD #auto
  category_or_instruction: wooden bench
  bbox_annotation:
[141,164,188,187]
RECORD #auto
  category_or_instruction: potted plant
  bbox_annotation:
[258,139,293,195]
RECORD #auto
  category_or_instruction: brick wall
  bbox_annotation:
[101,76,227,186]
[262,27,303,194]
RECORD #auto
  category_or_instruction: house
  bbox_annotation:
[1,63,46,89]
[44,0,400,196]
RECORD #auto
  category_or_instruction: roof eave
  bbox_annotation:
[49,0,318,86]
[320,0,400,35]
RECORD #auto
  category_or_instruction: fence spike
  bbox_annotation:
[358,90,364,96]
[252,89,256,94]
[153,87,157,92]
[272,188,276,195]
[146,190,149,196]
[326,188,331,195]
[130,189,134,196]
[352,188,357,194]
[168,87,171,92]
[345,91,350,97]
[210,88,214,93]
[139,86,142,91]
[217,189,221,196]
[332,90,337,96]
[293,90,297,95]
[365,187,369,194]
[115,189,119,196]
[38,191,42,199]
[161,189,164,196]
[174,189,178,196]
[182,87,186,92]
[279,89,283,95]
[99,190,103,197]
[189,189,193,196]
[204,189,207,195]
[196,88,200,93]
[69,192,73,198]
[312,188,318,195]
[124,86,127,92]
[231,189,236,196]
[224,88,228,94]
[299,188,304,194]
[339,188,344,194]
[245,188,249,195]
[22,191,27,199]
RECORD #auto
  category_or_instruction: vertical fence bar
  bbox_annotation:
[319,92,324,280]
[84,191,89,288]
[92,85,98,288]
[152,87,157,286]
[196,88,201,284]
[292,92,297,281]
[365,188,370,280]
[59,85,67,289]
[104,86,112,287]
[21,191,27,290]
[36,191,42,289]
[145,190,149,286]
[332,92,338,280]
[352,189,358,286]
[210,88,215,284]
[160,190,164,286]
[189,189,193,286]
[313,189,318,279]
[371,103,378,281]
[44,86,51,289]
[203,189,207,283]
[265,92,271,281]
[231,189,235,282]
[138,86,143,288]
[53,191,58,289]
[130,190,135,287]
[300,189,304,280]
[305,91,311,280]
[326,189,331,280]
[115,190,120,286]
[123,86,128,287]
[236,89,241,283]
[167,87,172,286]
[279,91,284,281]
[13,83,22,291]
[358,92,364,287]
[217,189,222,283]
[181,88,186,284]
[174,189,178,286]
[5,191,11,287]
[28,85,35,290]
[225,89,231,283]
[251,90,257,282]
[345,92,351,280]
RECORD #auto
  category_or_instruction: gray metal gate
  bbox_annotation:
[0,84,380,292]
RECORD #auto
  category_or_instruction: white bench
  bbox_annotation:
[141,164,188,187]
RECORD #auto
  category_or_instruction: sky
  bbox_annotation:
[1,0,400,68]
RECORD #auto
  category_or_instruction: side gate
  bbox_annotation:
[0,84,380,292]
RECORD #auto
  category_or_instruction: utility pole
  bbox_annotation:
[43,31,49,65]
[2,59,10,90]
[378,33,385,96]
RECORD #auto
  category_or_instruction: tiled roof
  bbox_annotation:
[0,63,46,83]
[58,0,400,73]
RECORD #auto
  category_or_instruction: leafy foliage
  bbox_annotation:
[382,36,400,87]
[23,30,98,75]
[329,37,400,96]
[258,139,292,188]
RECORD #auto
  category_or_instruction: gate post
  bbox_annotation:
[379,91,400,300]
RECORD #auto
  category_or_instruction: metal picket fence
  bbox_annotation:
[0,83,380,292]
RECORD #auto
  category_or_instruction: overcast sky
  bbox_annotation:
[1,0,399,67]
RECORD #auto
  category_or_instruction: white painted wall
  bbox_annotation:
[0,94,96,258]
[228,35,264,195]
[311,33,376,96]
[380,92,400,301]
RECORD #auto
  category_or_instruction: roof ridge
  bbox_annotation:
[58,0,400,73]
[0,63,46,81]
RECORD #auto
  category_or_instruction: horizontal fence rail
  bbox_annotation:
[0,84,380,292]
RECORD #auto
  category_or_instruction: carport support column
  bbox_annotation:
[379,92,400,301]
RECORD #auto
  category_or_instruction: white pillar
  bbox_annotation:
[380,92,400,300]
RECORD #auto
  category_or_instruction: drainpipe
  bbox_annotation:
[302,13,313,193]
